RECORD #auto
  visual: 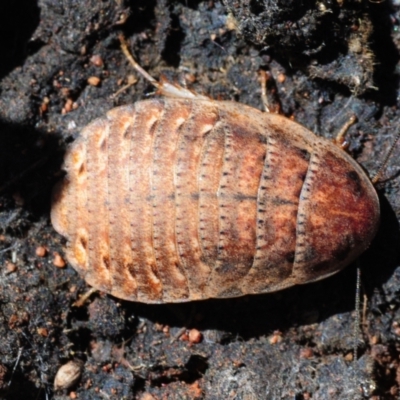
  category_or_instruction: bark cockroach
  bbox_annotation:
[51,38,398,304]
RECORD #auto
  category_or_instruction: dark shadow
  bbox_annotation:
[359,194,400,296]
[118,274,351,340]
[149,355,208,387]
[161,12,185,67]
[4,371,45,400]
[0,119,64,227]
[0,0,41,80]
[123,0,186,68]
[124,0,158,36]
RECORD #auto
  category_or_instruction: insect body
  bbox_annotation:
[51,94,379,303]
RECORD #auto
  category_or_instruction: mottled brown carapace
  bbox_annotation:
[51,98,379,303]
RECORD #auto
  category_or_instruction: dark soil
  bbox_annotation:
[0,1,400,399]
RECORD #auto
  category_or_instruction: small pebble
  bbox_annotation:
[299,347,314,359]
[36,246,47,257]
[277,73,286,83]
[188,329,202,344]
[370,334,380,345]
[269,331,282,345]
[62,98,74,114]
[40,97,50,114]
[88,76,101,86]
[344,352,353,362]
[37,327,48,337]
[53,252,66,268]
[90,54,104,67]
[5,262,17,273]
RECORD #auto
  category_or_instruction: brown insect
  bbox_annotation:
[51,39,382,304]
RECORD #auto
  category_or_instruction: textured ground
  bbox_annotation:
[0,1,400,399]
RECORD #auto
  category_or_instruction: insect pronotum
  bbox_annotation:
[51,37,391,304]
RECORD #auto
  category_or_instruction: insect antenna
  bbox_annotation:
[119,34,159,90]
[119,34,208,100]
[371,129,400,184]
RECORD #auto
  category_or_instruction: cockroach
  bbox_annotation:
[51,37,399,304]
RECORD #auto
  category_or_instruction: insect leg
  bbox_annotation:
[333,114,357,150]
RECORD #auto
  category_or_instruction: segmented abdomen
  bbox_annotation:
[51,98,379,303]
